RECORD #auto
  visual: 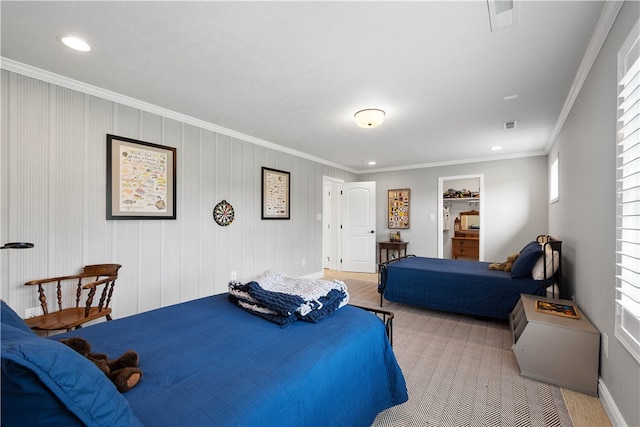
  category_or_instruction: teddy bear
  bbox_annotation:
[488,253,519,272]
[58,337,142,393]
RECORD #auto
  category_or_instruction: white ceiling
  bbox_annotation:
[1,1,605,172]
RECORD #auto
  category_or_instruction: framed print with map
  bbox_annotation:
[262,167,290,220]
[106,134,177,220]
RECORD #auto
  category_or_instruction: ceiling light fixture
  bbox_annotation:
[367,161,377,165]
[491,146,502,151]
[59,35,91,52]
[354,109,385,128]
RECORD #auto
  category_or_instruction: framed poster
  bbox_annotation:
[106,134,177,220]
[261,167,290,219]
[388,188,410,229]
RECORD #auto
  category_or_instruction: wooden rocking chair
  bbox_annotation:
[24,264,122,332]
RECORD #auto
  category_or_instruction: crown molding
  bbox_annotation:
[0,57,357,174]
[3,13,607,180]
[361,151,547,174]
[2,57,545,174]
[546,1,624,152]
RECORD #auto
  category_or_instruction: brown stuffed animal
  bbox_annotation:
[488,253,519,272]
[59,337,142,392]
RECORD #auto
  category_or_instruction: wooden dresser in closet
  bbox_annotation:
[451,230,479,260]
[451,209,480,260]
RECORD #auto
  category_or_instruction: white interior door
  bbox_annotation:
[322,181,334,269]
[341,181,376,273]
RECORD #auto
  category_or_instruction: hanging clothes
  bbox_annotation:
[443,206,451,231]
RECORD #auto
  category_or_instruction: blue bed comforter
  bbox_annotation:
[380,256,548,319]
[53,294,408,426]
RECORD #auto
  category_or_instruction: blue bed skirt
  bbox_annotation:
[380,256,548,319]
[52,294,408,426]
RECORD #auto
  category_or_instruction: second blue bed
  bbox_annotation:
[379,256,554,320]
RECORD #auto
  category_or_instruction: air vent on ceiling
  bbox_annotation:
[487,0,519,32]
[503,120,517,130]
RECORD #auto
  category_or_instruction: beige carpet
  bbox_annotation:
[344,279,574,427]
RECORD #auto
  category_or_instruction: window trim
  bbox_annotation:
[549,153,559,204]
[615,18,640,364]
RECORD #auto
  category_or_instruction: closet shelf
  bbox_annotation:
[443,198,480,204]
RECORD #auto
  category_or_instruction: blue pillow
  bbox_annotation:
[1,321,142,427]
[2,355,84,426]
[1,300,34,334]
[511,241,543,278]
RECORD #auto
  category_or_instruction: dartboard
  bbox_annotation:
[213,200,234,226]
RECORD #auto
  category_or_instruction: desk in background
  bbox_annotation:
[377,241,409,264]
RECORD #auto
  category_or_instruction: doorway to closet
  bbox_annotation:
[437,174,484,260]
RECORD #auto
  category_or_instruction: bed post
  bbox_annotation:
[349,304,394,346]
[537,235,563,299]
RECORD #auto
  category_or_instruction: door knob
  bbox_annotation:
[370,230,375,233]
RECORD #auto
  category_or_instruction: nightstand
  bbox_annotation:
[510,293,600,395]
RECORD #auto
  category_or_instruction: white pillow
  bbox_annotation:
[531,246,560,280]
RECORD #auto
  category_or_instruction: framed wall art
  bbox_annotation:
[106,134,177,220]
[388,188,410,229]
[261,167,290,220]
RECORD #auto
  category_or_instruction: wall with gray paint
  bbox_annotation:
[549,3,639,426]
[0,70,354,320]
[360,155,548,263]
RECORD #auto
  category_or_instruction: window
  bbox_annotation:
[550,154,559,203]
[615,19,640,363]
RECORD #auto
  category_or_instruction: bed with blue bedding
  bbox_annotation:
[378,236,562,320]
[2,291,407,426]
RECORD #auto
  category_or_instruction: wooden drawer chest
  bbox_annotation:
[451,236,479,260]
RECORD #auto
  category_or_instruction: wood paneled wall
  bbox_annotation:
[1,70,354,320]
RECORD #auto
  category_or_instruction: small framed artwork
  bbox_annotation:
[106,134,177,220]
[261,167,290,220]
[388,188,410,229]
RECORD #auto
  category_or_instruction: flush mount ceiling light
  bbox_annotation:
[354,109,385,128]
[59,35,91,52]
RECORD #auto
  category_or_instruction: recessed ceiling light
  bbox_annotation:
[504,94,519,101]
[491,146,502,151]
[59,35,91,52]
[367,161,377,165]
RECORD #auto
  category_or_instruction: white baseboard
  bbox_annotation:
[300,271,324,280]
[598,378,628,426]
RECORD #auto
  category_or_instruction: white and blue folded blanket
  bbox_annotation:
[228,270,349,326]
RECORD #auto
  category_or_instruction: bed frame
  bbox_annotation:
[377,235,563,319]
[351,304,395,346]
